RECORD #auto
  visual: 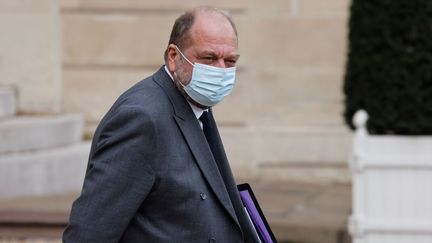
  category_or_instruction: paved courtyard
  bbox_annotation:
[0,181,351,243]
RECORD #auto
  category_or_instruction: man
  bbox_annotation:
[63,6,260,243]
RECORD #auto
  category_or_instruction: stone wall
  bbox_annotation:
[0,0,62,114]
[61,0,349,128]
[11,0,351,183]
[0,0,90,200]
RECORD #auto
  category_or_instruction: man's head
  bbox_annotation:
[165,6,239,108]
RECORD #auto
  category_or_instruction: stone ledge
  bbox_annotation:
[220,125,352,183]
[259,163,350,185]
[0,114,84,154]
[0,142,90,199]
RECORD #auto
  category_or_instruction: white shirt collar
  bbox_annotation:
[163,65,206,120]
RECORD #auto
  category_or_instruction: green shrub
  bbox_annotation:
[344,0,432,135]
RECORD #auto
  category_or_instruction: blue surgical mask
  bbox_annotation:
[175,46,236,107]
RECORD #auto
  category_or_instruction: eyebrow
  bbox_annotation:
[198,50,240,59]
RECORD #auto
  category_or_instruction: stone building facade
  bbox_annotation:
[1,0,352,193]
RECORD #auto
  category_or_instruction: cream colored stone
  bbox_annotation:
[0,114,84,154]
[219,127,259,181]
[63,68,151,123]
[64,68,251,128]
[0,88,15,118]
[62,2,349,127]
[212,69,252,125]
[60,0,247,11]
[247,66,346,126]
[297,0,350,17]
[253,126,351,164]
[253,67,344,102]
[0,1,53,13]
[63,13,175,67]
[0,142,90,199]
[235,14,349,127]
[59,0,353,184]
[215,67,346,127]
[219,126,352,183]
[260,166,351,185]
[237,15,348,68]
[62,9,249,67]
[249,104,345,127]
[243,0,295,17]
[0,0,62,114]
[60,0,80,9]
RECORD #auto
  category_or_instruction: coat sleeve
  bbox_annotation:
[63,106,157,242]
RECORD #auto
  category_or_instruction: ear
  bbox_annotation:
[166,44,179,73]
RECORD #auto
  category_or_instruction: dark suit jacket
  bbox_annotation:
[63,67,260,243]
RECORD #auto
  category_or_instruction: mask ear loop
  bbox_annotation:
[173,45,194,89]
[174,45,195,67]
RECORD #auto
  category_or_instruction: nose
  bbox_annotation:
[214,58,226,68]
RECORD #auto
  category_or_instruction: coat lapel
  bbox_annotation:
[206,110,261,243]
[152,67,241,229]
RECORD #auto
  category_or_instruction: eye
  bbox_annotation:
[204,56,216,61]
[225,59,237,66]
[198,56,218,65]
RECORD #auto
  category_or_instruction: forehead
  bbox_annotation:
[187,11,238,54]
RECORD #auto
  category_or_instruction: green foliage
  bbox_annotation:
[344,0,432,134]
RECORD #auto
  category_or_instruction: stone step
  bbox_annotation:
[0,114,84,154]
[0,88,15,119]
[0,142,90,199]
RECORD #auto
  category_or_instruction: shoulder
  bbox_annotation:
[107,75,172,119]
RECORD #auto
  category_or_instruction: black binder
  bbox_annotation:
[237,183,277,243]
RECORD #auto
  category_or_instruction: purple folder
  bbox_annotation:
[237,183,277,243]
